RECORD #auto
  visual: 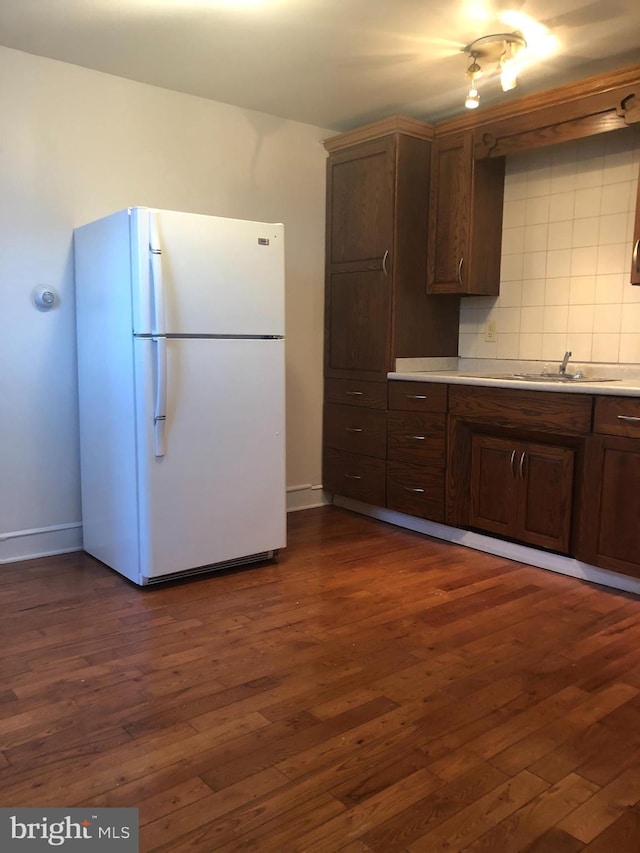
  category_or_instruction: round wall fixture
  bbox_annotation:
[33,287,58,311]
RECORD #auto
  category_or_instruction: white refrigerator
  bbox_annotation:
[74,207,286,585]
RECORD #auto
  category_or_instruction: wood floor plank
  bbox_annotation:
[287,767,445,852]
[406,770,549,852]
[581,805,640,851]
[461,772,598,852]
[557,766,640,843]
[361,762,507,851]
[488,682,640,777]
[522,827,586,852]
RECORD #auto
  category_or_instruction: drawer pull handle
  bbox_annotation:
[345,473,362,480]
[345,426,363,433]
[382,249,389,276]
[408,435,426,441]
[404,486,425,493]
[406,394,427,400]
[509,449,516,478]
[345,391,363,396]
[634,239,640,274]
[617,415,640,423]
[519,451,526,480]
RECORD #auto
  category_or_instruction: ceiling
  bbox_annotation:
[1,0,639,132]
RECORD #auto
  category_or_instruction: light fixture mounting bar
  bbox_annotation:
[463,32,527,63]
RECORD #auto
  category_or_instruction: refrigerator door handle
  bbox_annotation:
[152,336,167,457]
[149,211,166,336]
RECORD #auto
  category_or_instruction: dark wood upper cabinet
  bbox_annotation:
[632,163,640,285]
[426,131,505,296]
[323,118,460,382]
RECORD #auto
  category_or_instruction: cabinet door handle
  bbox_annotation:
[457,257,464,285]
[633,239,640,274]
[406,394,427,400]
[519,451,526,480]
[617,415,640,423]
[509,449,516,478]
[407,434,426,441]
[345,390,363,396]
[382,249,389,277]
[345,473,362,480]
[345,426,363,433]
[404,486,425,493]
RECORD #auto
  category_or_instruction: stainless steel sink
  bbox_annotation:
[465,372,620,383]
[511,372,619,383]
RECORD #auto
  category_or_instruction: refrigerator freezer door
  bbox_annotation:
[131,208,285,337]
[134,337,286,581]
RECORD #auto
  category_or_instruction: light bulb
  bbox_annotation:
[500,67,518,91]
[465,88,480,109]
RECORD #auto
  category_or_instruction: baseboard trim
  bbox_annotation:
[287,484,330,513]
[333,496,640,597]
[0,485,330,566]
[0,522,83,564]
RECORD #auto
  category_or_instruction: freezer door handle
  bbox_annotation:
[153,336,167,457]
[149,211,166,336]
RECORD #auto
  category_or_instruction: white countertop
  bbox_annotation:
[389,358,640,397]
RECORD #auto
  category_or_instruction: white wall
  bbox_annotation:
[0,46,331,563]
[460,127,640,363]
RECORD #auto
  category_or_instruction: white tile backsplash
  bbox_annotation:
[462,127,640,364]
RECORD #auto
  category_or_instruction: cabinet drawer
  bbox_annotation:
[388,381,447,413]
[387,412,446,466]
[323,448,386,505]
[594,396,640,437]
[449,385,592,434]
[386,461,445,522]
[324,403,387,458]
[324,378,388,409]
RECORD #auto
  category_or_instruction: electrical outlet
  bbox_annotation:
[485,319,497,342]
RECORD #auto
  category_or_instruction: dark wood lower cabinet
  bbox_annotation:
[323,379,640,582]
[386,380,448,522]
[470,434,574,554]
[582,434,640,578]
[322,379,388,507]
[579,395,640,578]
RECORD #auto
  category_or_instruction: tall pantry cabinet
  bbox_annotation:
[322,116,460,506]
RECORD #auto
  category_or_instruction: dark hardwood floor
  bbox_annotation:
[2,505,640,851]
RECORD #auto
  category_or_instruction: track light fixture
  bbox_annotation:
[462,31,527,109]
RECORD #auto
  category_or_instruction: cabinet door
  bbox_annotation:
[631,165,640,285]
[583,435,640,577]
[515,442,574,553]
[427,132,504,296]
[325,269,390,379]
[427,132,472,293]
[470,434,574,553]
[327,137,395,267]
[470,435,517,537]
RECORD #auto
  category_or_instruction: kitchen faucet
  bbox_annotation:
[559,351,572,375]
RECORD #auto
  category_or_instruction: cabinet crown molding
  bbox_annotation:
[323,115,434,153]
